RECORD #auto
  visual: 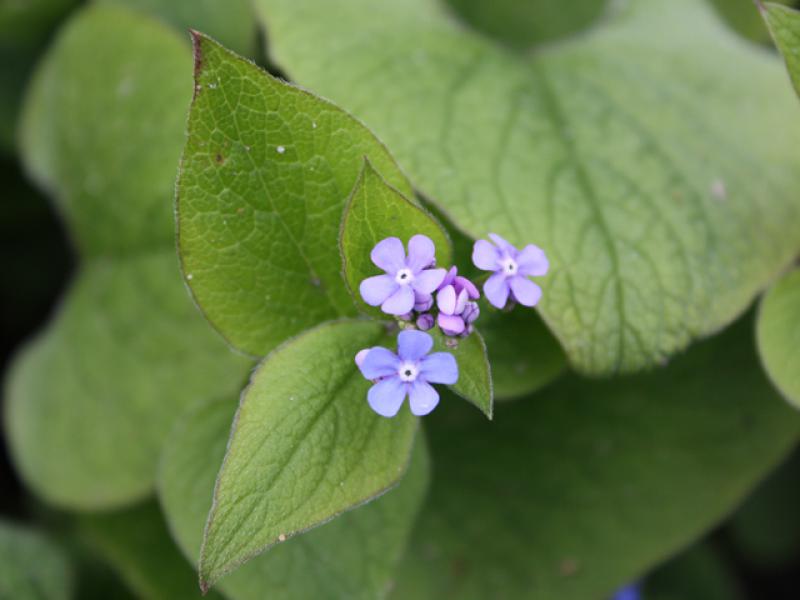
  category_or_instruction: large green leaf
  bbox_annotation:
[6,4,250,510]
[159,397,429,599]
[0,521,73,600]
[77,503,223,600]
[389,316,800,599]
[257,0,800,374]
[177,33,413,357]
[756,269,800,408]
[198,320,418,590]
[762,1,800,97]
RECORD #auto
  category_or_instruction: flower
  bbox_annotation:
[472,233,548,309]
[356,330,458,417]
[360,235,447,315]
[416,313,434,331]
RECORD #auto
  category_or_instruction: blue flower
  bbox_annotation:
[356,330,458,417]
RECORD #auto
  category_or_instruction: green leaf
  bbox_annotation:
[0,521,73,600]
[4,254,251,509]
[20,3,192,256]
[389,316,800,599]
[6,5,251,509]
[159,397,429,599]
[762,2,800,98]
[256,0,800,374]
[198,320,418,590]
[756,268,800,408]
[480,307,566,400]
[177,33,413,357]
[77,503,223,600]
[427,327,492,418]
[340,159,452,317]
[98,0,258,58]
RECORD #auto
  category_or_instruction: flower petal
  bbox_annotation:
[509,276,542,307]
[397,329,433,361]
[472,239,500,271]
[359,347,400,380]
[367,377,407,418]
[419,352,458,384]
[436,284,457,315]
[360,274,398,306]
[488,232,516,253]
[406,234,436,272]
[412,268,447,295]
[454,288,469,314]
[484,271,510,309]
[370,237,405,273]
[437,313,465,336]
[455,275,480,299]
[408,381,440,416]
[381,285,415,315]
[516,244,549,277]
[439,266,457,290]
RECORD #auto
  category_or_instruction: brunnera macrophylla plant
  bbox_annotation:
[6,2,800,599]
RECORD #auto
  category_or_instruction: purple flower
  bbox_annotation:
[360,235,447,316]
[356,330,458,417]
[416,313,434,331]
[472,233,548,309]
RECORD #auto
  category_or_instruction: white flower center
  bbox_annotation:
[395,268,415,285]
[499,256,518,276]
[397,361,419,382]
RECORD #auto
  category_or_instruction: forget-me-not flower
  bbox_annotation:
[360,235,447,316]
[472,233,548,309]
[356,330,458,417]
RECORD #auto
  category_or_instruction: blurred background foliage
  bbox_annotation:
[1,1,799,598]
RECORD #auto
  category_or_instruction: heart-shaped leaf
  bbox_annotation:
[159,397,429,599]
[756,269,800,409]
[177,33,413,357]
[390,316,800,599]
[6,4,251,509]
[255,0,800,373]
[761,1,800,98]
[198,320,418,590]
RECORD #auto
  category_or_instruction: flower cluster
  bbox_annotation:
[359,234,482,339]
[356,232,547,418]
